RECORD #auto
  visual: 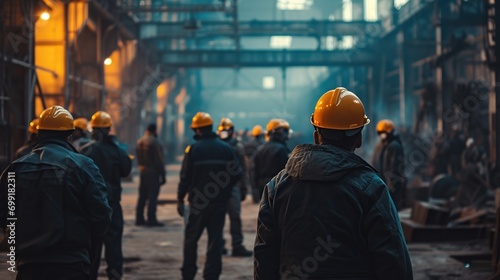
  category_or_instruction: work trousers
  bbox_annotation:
[136,171,161,223]
[90,201,124,280]
[181,204,227,280]
[17,262,89,280]
[226,186,243,249]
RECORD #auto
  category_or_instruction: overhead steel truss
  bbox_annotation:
[159,50,374,67]
[139,20,382,40]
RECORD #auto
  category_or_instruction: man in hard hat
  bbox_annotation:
[135,123,166,227]
[254,88,413,279]
[217,117,252,257]
[0,105,112,279]
[373,119,406,210]
[243,125,265,203]
[15,118,39,159]
[70,117,91,150]
[80,111,132,280]
[251,118,290,199]
[177,112,242,280]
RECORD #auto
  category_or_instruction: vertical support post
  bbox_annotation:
[282,66,287,116]
[495,0,500,167]
[367,65,374,141]
[64,1,71,108]
[397,30,405,125]
[96,16,105,110]
[435,9,443,133]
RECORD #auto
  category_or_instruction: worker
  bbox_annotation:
[15,118,39,159]
[177,112,242,280]
[254,87,413,279]
[0,106,112,279]
[251,118,290,199]
[373,119,406,210]
[70,117,91,150]
[243,125,265,203]
[135,123,166,227]
[217,117,252,257]
[80,111,132,280]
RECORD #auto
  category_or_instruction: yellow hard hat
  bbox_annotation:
[90,111,112,128]
[28,118,39,134]
[37,106,74,131]
[251,125,263,136]
[310,87,370,130]
[217,117,234,131]
[266,118,284,132]
[73,118,88,130]
[376,119,395,134]
[190,112,213,129]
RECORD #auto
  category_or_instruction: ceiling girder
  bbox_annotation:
[159,50,374,68]
[139,20,382,39]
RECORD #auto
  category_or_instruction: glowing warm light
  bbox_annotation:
[104,58,112,65]
[40,11,50,21]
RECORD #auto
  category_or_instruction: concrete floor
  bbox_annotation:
[0,163,495,279]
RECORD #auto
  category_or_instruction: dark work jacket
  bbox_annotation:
[0,139,112,267]
[252,140,290,192]
[15,138,37,160]
[136,131,165,176]
[177,133,242,210]
[79,135,132,202]
[378,135,405,193]
[224,137,248,192]
[254,144,413,280]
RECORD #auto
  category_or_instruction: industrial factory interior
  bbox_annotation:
[0,0,500,279]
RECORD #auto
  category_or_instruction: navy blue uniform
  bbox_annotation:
[178,132,241,280]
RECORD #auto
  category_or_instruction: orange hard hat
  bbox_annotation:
[310,87,370,131]
[266,118,285,133]
[73,118,88,130]
[251,125,263,136]
[217,117,234,131]
[28,118,39,134]
[90,111,112,128]
[191,112,213,129]
[37,106,74,131]
[280,119,290,130]
[376,119,395,134]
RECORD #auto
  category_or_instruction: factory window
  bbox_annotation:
[394,0,409,9]
[276,0,313,10]
[270,36,292,49]
[263,76,275,90]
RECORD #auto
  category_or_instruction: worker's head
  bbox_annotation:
[376,119,395,140]
[147,123,157,134]
[217,117,234,140]
[73,118,88,131]
[278,119,292,140]
[37,106,75,140]
[28,118,39,135]
[251,125,263,138]
[90,111,112,138]
[310,87,370,151]
[190,112,213,136]
[71,117,89,140]
[266,118,288,142]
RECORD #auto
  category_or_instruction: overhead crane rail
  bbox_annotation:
[139,20,382,39]
[159,50,374,68]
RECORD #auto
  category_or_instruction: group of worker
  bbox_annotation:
[0,86,413,280]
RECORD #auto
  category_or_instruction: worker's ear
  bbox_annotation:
[313,130,320,144]
[354,132,362,149]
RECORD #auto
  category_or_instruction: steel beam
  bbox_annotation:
[139,20,382,39]
[159,50,374,68]
[118,4,229,13]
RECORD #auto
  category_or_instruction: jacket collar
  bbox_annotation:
[33,138,78,153]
